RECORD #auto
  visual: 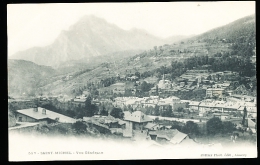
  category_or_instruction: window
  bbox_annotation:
[18,117,22,122]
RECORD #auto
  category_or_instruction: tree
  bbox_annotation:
[155,85,159,95]
[72,121,87,134]
[171,124,182,131]
[135,72,141,79]
[100,105,108,116]
[242,106,248,127]
[206,117,223,135]
[140,81,153,93]
[182,121,200,135]
[177,107,184,113]
[154,117,159,123]
[124,89,133,97]
[161,105,172,117]
[128,106,134,113]
[110,107,124,119]
[153,105,160,116]
[221,121,236,134]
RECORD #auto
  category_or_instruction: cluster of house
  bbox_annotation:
[113,94,257,119]
[35,94,74,103]
[111,83,126,95]
[97,82,127,96]
[9,103,192,146]
[192,96,257,118]
[150,70,239,95]
[9,98,256,142]
[113,96,186,111]
[8,98,35,110]
[122,110,202,146]
[81,107,200,146]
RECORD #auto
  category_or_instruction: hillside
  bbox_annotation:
[8,59,56,97]
[192,14,255,43]
[8,14,256,97]
[10,15,186,67]
[184,14,255,57]
[55,49,144,75]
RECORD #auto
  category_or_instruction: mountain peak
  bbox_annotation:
[11,15,165,67]
[75,14,110,27]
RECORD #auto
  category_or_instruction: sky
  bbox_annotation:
[7,2,255,56]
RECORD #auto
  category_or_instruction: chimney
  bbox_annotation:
[42,108,46,115]
[33,106,38,112]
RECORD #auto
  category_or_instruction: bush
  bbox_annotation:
[110,107,124,119]
[221,121,236,134]
[181,121,200,135]
[206,117,223,135]
[171,124,182,131]
[72,121,87,134]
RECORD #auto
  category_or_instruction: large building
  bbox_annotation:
[206,88,225,98]
[16,107,76,124]
[188,101,200,111]
[158,96,186,111]
[157,75,172,90]
[123,111,153,131]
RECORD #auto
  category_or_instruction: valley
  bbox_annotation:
[8,12,257,159]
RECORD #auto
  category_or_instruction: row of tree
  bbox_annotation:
[165,117,238,137]
[206,117,236,135]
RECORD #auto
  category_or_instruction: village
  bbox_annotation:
[7,2,257,160]
[7,12,257,151]
[8,67,257,149]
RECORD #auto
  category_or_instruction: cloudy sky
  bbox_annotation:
[7,2,255,56]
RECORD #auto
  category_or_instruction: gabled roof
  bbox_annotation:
[177,138,200,147]
[165,126,172,129]
[149,129,179,140]
[84,119,110,129]
[16,107,76,123]
[144,123,159,129]
[170,131,188,144]
[189,101,200,106]
[117,119,126,125]
[9,122,40,130]
[124,111,153,123]
[149,129,188,144]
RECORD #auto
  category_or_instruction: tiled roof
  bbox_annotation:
[16,107,76,123]
[149,129,179,140]
[199,102,215,107]
[170,131,188,144]
[84,120,110,129]
[144,123,158,129]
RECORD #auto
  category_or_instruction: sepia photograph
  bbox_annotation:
[8,2,256,161]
